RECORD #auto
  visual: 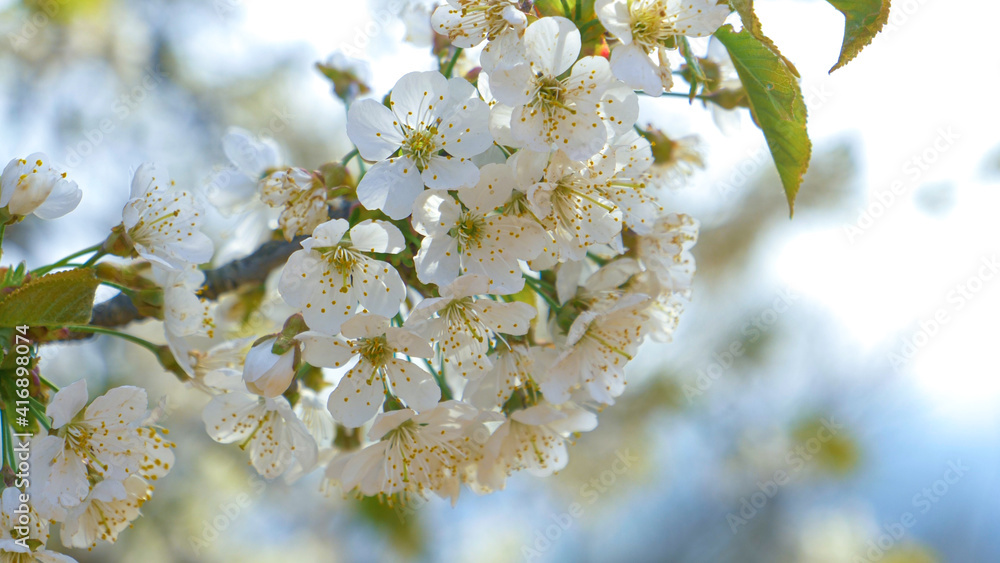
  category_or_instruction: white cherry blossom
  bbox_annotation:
[635,212,699,293]
[346,70,492,219]
[477,402,597,490]
[206,127,281,214]
[0,487,75,562]
[431,0,526,49]
[596,0,731,95]
[406,275,536,378]
[326,401,475,499]
[522,151,624,261]
[278,218,406,335]
[412,163,546,293]
[488,17,638,159]
[260,167,332,240]
[0,153,81,220]
[463,344,547,410]
[202,389,318,481]
[539,293,653,404]
[59,475,151,549]
[298,314,440,428]
[31,380,174,514]
[121,163,214,269]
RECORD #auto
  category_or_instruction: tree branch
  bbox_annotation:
[90,236,306,327]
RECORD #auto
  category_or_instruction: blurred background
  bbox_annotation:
[1,0,998,561]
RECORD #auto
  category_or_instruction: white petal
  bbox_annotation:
[346,99,405,161]
[473,300,536,335]
[523,16,581,76]
[222,127,281,177]
[297,331,356,368]
[422,156,480,190]
[460,162,514,214]
[349,219,405,254]
[356,158,424,220]
[488,65,535,108]
[386,327,434,358]
[389,71,450,130]
[32,177,82,220]
[341,313,391,339]
[438,82,492,158]
[202,391,263,443]
[46,379,88,428]
[480,27,528,74]
[304,218,351,248]
[385,358,440,412]
[610,43,663,96]
[600,82,641,137]
[84,385,148,429]
[595,0,633,43]
[353,258,406,318]
[412,189,460,236]
[414,234,461,288]
[328,362,383,428]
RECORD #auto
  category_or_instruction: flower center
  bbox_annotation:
[450,211,486,251]
[402,129,438,170]
[320,245,362,292]
[462,0,516,40]
[357,335,393,366]
[630,1,670,51]
[531,75,572,115]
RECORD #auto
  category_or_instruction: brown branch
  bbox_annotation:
[87,199,357,329]
[90,237,305,328]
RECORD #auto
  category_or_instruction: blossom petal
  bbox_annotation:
[297,331,356,368]
[523,16,581,76]
[356,158,424,220]
[350,219,405,254]
[422,155,480,190]
[328,362,383,428]
[47,379,88,428]
[346,99,405,161]
[385,358,440,412]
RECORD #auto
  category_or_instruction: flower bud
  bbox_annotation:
[0,153,81,220]
[243,336,296,398]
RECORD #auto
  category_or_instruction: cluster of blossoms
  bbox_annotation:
[0,1,726,558]
[188,1,715,503]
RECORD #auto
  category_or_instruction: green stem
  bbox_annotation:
[524,276,560,311]
[27,398,50,431]
[1,410,14,471]
[32,243,103,276]
[574,0,582,20]
[443,48,463,79]
[659,91,711,101]
[99,279,135,296]
[341,148,360,166]
[63,325,161,356]
[577,18,602,36]
[423,358,452,401]
[37,373,59,392]
[81,249,107,268]
[560,0,572,17]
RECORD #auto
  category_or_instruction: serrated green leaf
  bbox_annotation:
[715,24,811,216]
[0,269,100,327]
[728,0,800,77]
[826,0,891,72]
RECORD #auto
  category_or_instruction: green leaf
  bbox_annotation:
[728,0,800,77]
[0,269,100,327]
[715,25,812,216]
[825,0,892,72]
